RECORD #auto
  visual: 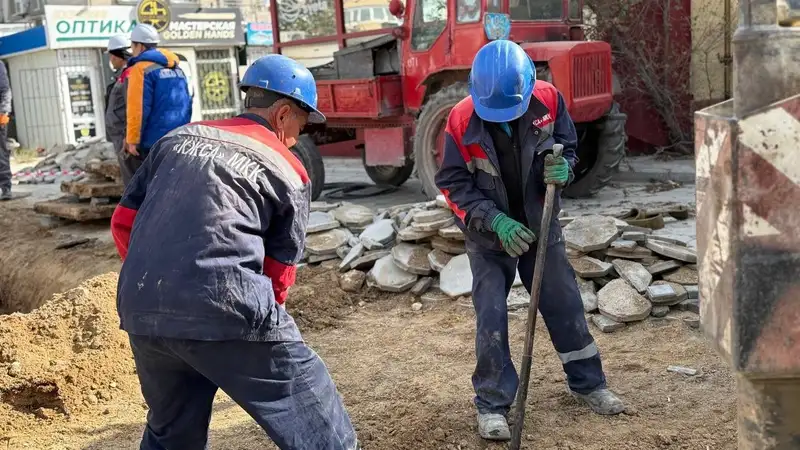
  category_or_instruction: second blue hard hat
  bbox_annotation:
[469,40,537,123]
[240,54,326,124]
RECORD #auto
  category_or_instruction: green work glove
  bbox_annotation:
[491,213,536,258]
[544,153,570,186]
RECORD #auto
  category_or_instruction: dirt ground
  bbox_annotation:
[0,202,736,450]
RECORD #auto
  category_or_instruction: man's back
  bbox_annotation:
[125,48,192,152]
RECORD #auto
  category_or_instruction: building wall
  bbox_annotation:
[691,0,735,106]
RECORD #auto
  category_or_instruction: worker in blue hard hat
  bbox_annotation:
[110,54,358,450]
[435,40,626,441]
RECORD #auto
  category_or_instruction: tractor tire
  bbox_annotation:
[362,150,414,187]
[291,134,325,201]
[563,102,627,198]
[414,83,469,199]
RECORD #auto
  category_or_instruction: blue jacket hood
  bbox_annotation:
[128,48,180,69]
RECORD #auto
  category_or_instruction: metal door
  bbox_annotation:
[195,48,241,120]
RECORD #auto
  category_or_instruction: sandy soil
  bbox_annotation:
[0,202,736,450]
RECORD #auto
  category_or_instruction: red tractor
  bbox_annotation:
[268,0,626,200]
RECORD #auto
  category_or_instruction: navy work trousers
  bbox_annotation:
[129,335,358,450]
[466,240,607,415]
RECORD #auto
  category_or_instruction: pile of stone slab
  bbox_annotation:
[13,137,118,185]
[32,160,124,222]
[561,214,699,333]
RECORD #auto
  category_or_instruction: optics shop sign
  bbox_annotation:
[44,5,136,49]
[137,0,244,46]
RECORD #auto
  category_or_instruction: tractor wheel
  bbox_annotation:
[563,102,627,198]
[291,134,325,201]
[414,83,469,199]
[362,150,414,187]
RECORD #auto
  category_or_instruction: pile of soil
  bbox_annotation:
[0,273,138,434]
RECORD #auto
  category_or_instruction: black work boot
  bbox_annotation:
[1,187,11,201]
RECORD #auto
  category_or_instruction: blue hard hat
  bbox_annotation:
[240,54,325,124]
[469,40,536,123]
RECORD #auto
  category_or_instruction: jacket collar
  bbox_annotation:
[462,93,550,146]
[238,113,275,132]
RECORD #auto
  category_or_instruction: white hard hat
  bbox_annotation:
[106,35,130,52]
[131,23,160,44]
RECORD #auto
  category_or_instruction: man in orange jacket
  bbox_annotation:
[0,61,12,200]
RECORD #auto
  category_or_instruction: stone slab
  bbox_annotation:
[60,181,124,199]
[577,277,598,313]
[438,224,465,240]
[610,240,638,252]
[308,253,339,263]
[605,246,653,260]
[685,285,699,299]
[507,287,530,311]
[435,195,448,208]
[676,299,700,314]
[332,203,374,228]
[651,280,688,305]
[307,211,341,233]
[647,260,683,275]
[570,256,613,278]
[339,243,365,272]
[310,201,340,212]
[413,209,452,224]
[431,236,466,255]
[427,249,453,272]
[646,234,691,247]
[411,277,434,296]
[366,255,418,292]
[336,246,351,260]
[597,278,652,322]
[592,314,626,333]
[350,250,391,271]
[397,227,437,242]
[645,240,697,263]
[305,228,349,256]
[359,219,397,249]
[661,266,699,285]
[650,305,670,317]
[411,217,455,232]
[647,284,677,304]
[33,196,116,221]
[391,243,432,275]
[621,231,647,242]
[563,215,620,252]
[612,259,652,293]
[439,254,472,298]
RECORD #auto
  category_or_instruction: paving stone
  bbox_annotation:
[359,219,396,250]
[305,228,349,255]
[650,305,670,317]
[605,246,653,260]
[611,259,652,293]
[332,203,374,228]
[577,277,598,313]
[621,231,647,242]
[427,249,453,272]
[411,277,434,296]
[435,194,448,208]
[401,208,420,228]
[421,288,451,303]
[439,254,472,298]
[592,314,626,333]
[685,285,699,299]
[339,243,365,272]
[662,266,699,285]
[647,260,683,275]
[438,224,465,240]
[336,245,351,259]
[366,255,418,292]
[413,209,452,224]
[310,201,341,212]
[676,299,700,314]
[308,253,339,263]
[597,279,652,322]
[647,234,691,247]
[307,212,341,233]
[391,243,432,275]
[507,286,530,311]
[645,240,697,263]
[610,240,638,252]
[431,236,466,255]
[618,224,653,234]
[667,365,698,376]
[397,227,437,242]
[340,270,366,292]
[651,280,688,305]
[350,250,391,271]
[570,256,613,278]
[411,216,455,232]
[647,284,678,304]
[565,247,587,259]
[563,215,620,252]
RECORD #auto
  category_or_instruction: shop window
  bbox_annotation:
[509,0,563,20]
[277,0,336,42]
[196,49,238,120]
[411,0,447,51]
[457,0,481,22]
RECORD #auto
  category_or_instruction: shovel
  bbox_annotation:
[510,143,563,449]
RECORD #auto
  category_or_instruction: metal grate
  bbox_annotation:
[195,48,240,120]
[572,52,610,99]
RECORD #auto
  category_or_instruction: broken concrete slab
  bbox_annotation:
[366,255,419,292]
[610,240,638,252]
[307,211,341,233]
[651,280,688,305]
[431,236,466,255]
[570,256,613,278]
[647,260,682,275]
[411,277,434,296]
[685,285,699,299]
[397,227,437,242]
[391,243,432,275]
[621,231,647,242]
[438,224,465,240]
[597,279,652,322]
[427,249,453,272]
[340,270,366,292]
[421,288,450,303]
[359,219,396,249]
[611,259,652,293]
[310,201,341,212]
[305,228,349,255]
[650,305,670,318]
[645,240,697,263]
[411,216,455,232]
[563,215,620,252]
[332,203,374,228]
[577,277,598,313]
[413,209,452,224]
[350,250,391,271]
[661,266,699,285]
[439,254,472,298]
[605,246,653,260]
[339,243,365,272]
[592,314,626,333]
[507,286,530,311]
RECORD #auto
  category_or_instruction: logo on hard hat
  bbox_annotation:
[137,0,170,32]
